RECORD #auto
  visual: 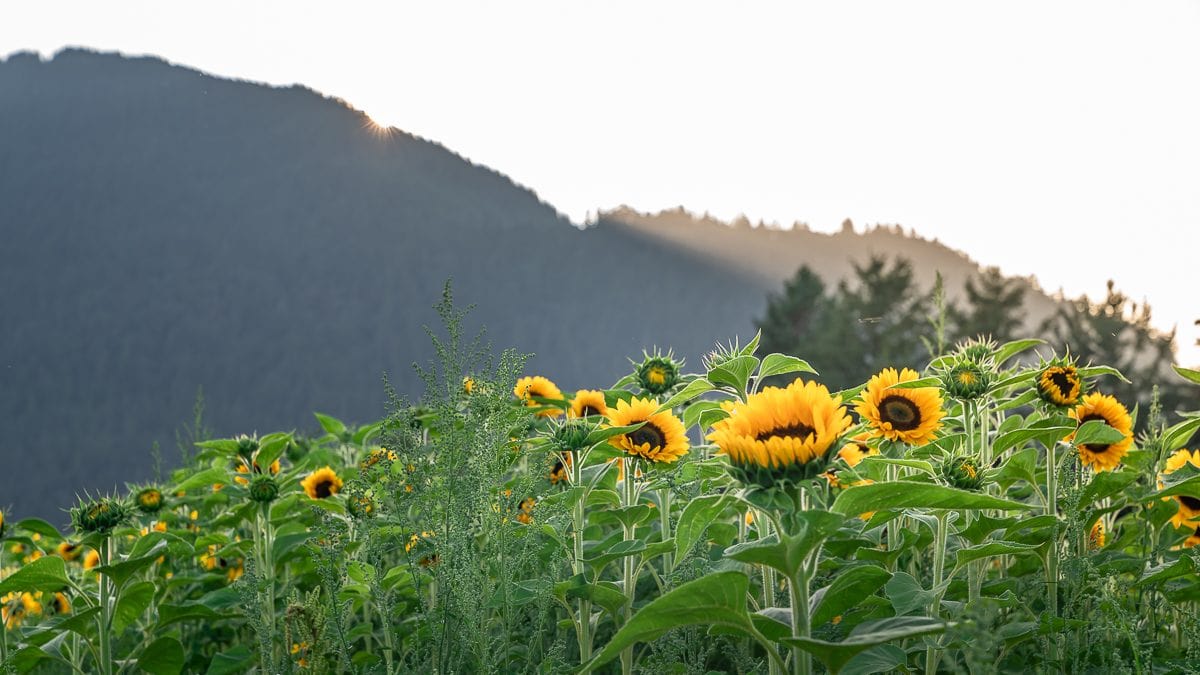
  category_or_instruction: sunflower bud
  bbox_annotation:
[636,355,681,395]
[248,476,280,503]
[134,487,165,514]
[71,497,130,535]
[940,456,986,491]
[285,438,309,462]
[943,363,990,400]
[954,336,997,366]
[552,419,593,454]
[235,434,259,460]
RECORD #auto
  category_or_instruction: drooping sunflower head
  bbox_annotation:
[855,368,945,446]
[942,362,991,400]
[133,487,165,514]
[1161,449,1200,529]
[301,466,344,500]
[569,390,609,419]
[606,397,690,464]
[635,353,682,395]
[1036,359,1085,407]
[837,433,878,469]
[939,456,986,492]
[71,496,130,535]
[1068,393,1133,472]
[513,376,565,417]
[708,379,852,489]
[55,541,82,562]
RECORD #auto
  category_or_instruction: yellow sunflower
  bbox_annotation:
[234,458,282,485]
[301,466,344,499]
[463,376,475,395]
[708,379,852,487]
[837,432,878,468]
[517,497,536,524]
[2,592,42,630]
[1037,364,1083,407]
[855,368,944,446]
[1088,519,1106,549]
[1067,393,1133,473]
[606,397,689,464]
[549,454,572,485]
[513,376,565,417]
[569,390,609,418]
[1182,526,1200,549]
[1161,449,1200,529]
[49,592,71,616]
[55,541,82,562]
[82,549,101,570]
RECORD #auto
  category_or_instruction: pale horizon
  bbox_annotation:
[4,0,1198,365]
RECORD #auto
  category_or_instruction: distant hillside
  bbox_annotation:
[0,49,1061,518]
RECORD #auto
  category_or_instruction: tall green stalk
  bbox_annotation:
[1046,441,1061,665]
[658,488,673,574]
[925,510,949,675]
[568,451,593,664]
[620,456,640,675]
[788,488,815,675]
[97,536,114,675]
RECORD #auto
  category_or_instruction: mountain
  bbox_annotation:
[0,49,1061,519]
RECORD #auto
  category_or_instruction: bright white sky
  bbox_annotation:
[4,1,1199,364]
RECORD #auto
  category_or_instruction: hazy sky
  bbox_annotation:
[4,1,1199,364]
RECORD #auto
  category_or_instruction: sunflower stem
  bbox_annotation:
[620,456,640,675]
[924,510,949,675]
[0,565,8,672]
[1046,441,1061,666]
[97,535,114,675]
[658,488,673,575]
[569,449,593,665]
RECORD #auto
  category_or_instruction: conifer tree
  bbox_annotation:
[948,266,1026,344]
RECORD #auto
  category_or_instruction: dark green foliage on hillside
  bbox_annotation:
[947,266,1026,345]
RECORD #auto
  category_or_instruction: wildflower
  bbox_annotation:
[359,447,398,470]
[607,397,690,464]
[517,497,536,525]
[1037,362,1084,407]
[569,389,609,418]
[636,354,681,395]
[463,376,475,395]
[513,376,564,417]
[708,379,851,488]
[1068,393,1133,472]
[855,368,944,446]
[301,467,343,499]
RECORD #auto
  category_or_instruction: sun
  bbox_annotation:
[361,115,396,139]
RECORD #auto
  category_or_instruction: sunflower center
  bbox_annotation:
[757,423,816,443]
[647,368,667,386]
[313,479,335,499]
[1050,371,1076,398]
[1178,495,1200,511]
[879,396,922,431]
[629,423,666,450]
[957,371,976,385]
[580,405,603,417]
[1078,414,1114,452]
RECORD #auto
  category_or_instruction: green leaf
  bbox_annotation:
[739,330,762,356]
[1135,556,1195,587]
[584,539,648,568]
[1079,470,1139,505]
[1079,365,1131,384]
[954,542,1040,569]
[859,457,935,476]
[253,433,291,470]
[582,571,758,672]
[725,511,845,577]
[832,481,1032,516]
[156,603,228,629]
[0,555,69,595]
[113,581,156,634]
[758,353,818,380]
[1072,419,1127,447]
[673,494,732,569]
[1149,475,1200,502]
[1174,365,1200,385]
[205,647,256,675]
[992,339,1045,366]
[555,575,627,617]
[656,379,716,413]
[12,518,62,539]
[992,426,1073,454]
[811,565,892,627]
[682,400,726,429]
[314,412,347,436]
[137,637,184,675]
[96,540,169,588]
[708,356,760,394]
[841,645,908,675]
[782,616,949,675]
[884,572,935,615]
[583,424,643,447]
[1163,416,1200,453]
[173,467,231,493]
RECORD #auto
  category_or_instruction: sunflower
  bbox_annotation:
[1088,520,1105,549]
[1037,364,1084,407]
[301,466,344,499]
[1182,526,1200,549]
[359,447,398,470]
[942,362,990,400]
[55,541,82,562]
[837,433,877,468]
[463,376,475,395]
[708,379,852,488]
[2,592,42,630]
[636,354,681,395]
[234,458,282,485]
[517,497,536,525]
[82,549,101,570]
[49,592,71,616]
[569,390,609,418]
[1067,393,1133,473]
[1161,449,1200,529]
[855,368,944,446]
[549,454,572,485]
[606,397,689,464]
[514,376,565,417]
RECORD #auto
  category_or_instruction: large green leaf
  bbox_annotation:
[1174,365,1200,386]
[96,540,169,588]
[554,575,627,618]
[725,511,845,577]
[673,494,732,569]
[113,581,156,634]
[1072,419,1128,447]
[811,565,892,627]
[12,518,62,539]
[782,616,949,674]
[758,353,818,380]
[1147,475,1200,502]
[992,339,1046,366]
[156,603,229,629]
[205,647,255,675]
[656,378,716,413]
[1079,470,1139,505]
[953,542,1040,570]
[1135,556,1195,587]
[173,467,231,493]
[0,555,69,594]
[884,572,936,615]
[137,637,184,675]
[1163,416,1200,453]
[582,571,758,672]
[992,426,1073,454]
[708,356,760,394]
[831,481,1032,516]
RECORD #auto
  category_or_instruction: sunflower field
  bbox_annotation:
[2,290,1199,675]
